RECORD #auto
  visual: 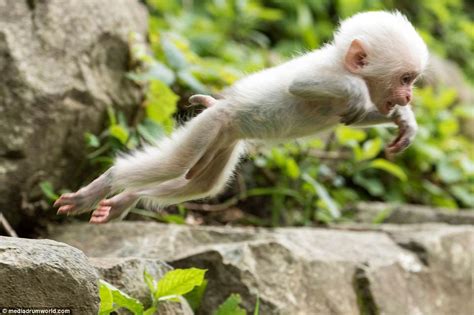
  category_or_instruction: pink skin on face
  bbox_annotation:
[379,85,412,115]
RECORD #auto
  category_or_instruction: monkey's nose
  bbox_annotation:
[396,95,411,106]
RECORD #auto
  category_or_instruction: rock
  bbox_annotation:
[0,236,99,313]
[0,0,148,225]
[91,257,193,314]
[49,222,474,315]
[349,202,474,225]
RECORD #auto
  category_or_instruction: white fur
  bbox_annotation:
[111,11,427,206]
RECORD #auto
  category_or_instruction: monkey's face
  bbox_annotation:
[365,71,419,115]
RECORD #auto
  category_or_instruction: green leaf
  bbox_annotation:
[246,187,305,205]
[137,119,165,145]
[336,126,366,146]
[106,106,117,126]
[127,61,176,85]
[161,36,188,70]
[302,173,340,218]
[109,125,129,145]
[177,70,209,94]
[85,132,100,148]
[145,80,178,132]
[253,295,260,315]
[437,160,463,183]
[361,138,382,161]
[39,181,59,201]
[155,268,207,300]
[214,294,246,315]
[144,307,157,315]
[99,280,115,315]
[369,159,407,181]
[99,280,144,315]
[372,207,393,224]
[353,174,385,197]
[184,279,208,311]
[143,270,157,297]
[285,158,300,179]
[449,185,474,207]
[160,214,186,224]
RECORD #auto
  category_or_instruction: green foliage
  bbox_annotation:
[39,181,59,202]
[213,294,260,315]
[99,280,144,315]
[184,279,208,311]
[214,294,246,315]
[98,268,260,314]
[99,268,207,315]
[84,33,180,169]
[155,268,207,301]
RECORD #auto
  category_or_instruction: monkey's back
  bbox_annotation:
[221,49,341,139]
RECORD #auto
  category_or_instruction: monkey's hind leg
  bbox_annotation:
[88,142,244,224]
[55,169,113,215]
[56,104,235,217]
[111,105,235,190]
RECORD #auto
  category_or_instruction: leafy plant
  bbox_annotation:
[99,268,206,314]
[98,268,260,314]
[214,294,246,315]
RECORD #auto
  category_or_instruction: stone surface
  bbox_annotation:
[91,257,193,314]
[49,222,474,315]
[350,202,474,225]
[0,236,99,313]
[0,0,148,225]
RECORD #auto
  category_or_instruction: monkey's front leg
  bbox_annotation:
[289,74,371,125]
[386,105,418,154]
[354,105,418,154]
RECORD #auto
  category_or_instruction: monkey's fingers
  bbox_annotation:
[57,205,74,215]
[386,130,411,154]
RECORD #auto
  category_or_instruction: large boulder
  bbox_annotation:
[0,236,99,313]
[0,0,147,225]
[49,222,474,315]
[349,202,474,225]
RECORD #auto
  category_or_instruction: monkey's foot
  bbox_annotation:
[89,192,137,224]
[55,173,112,216]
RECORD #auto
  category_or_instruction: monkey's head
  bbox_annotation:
[334,11,429,115]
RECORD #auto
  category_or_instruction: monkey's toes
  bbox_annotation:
[53,193,75,207]
[99,199,113,207]
[89,206,112,224]
[57,205,75,214]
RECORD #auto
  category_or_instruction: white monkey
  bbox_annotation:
[55,11,428,224]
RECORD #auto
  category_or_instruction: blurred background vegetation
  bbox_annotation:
[44,0,474,227]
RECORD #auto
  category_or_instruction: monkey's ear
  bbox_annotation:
[344,39,367,73]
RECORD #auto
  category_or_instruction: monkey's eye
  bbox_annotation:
[401,74,412,85]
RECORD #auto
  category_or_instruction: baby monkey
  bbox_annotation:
[55,11,428,223]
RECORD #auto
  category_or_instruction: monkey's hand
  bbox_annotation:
[386,105,418,154]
